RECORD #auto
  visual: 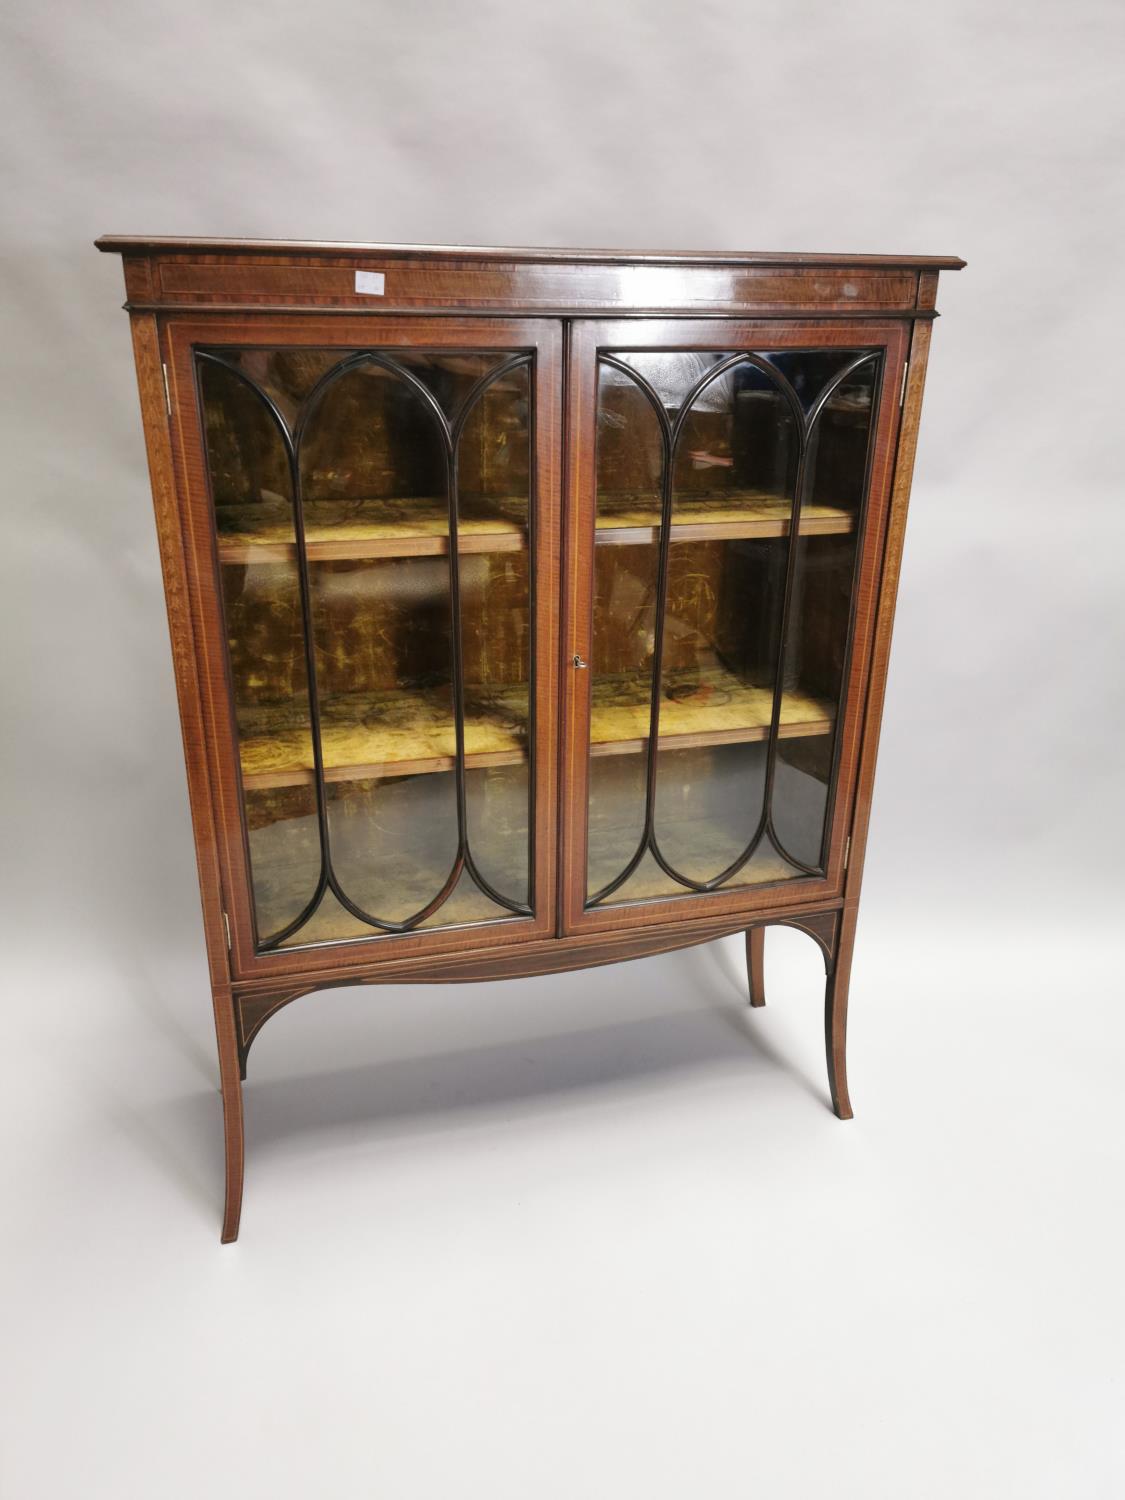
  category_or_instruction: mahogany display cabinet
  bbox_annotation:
[97,237,964,1239]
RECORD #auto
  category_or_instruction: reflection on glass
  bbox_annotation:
[198,347,535,949]
[587,348,878,905]
[459,365,531,905]
[771,358,876,869]
[201,358,317,943]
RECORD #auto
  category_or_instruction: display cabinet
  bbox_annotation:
[97,238,963,1239]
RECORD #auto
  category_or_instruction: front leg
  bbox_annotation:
[824,908,857,1120]
[211,982,245,1242]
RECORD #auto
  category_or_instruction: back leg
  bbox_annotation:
[746,926,766,1008]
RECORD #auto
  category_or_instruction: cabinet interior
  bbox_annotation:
[585,350,874,905]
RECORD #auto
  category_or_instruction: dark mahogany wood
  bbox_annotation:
[746,927,766,1008]
[99,239,961,1238]
[98,237,963,321]
[96,236,965,267]
[825,907,856,1121]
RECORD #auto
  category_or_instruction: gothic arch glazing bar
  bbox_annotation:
[585,342,883,909]
[761,351,882,877]
[196,344,538,949]
[648,353,805,893]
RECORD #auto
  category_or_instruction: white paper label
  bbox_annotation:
[354,270,386,296]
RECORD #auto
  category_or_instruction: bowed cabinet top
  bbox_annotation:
[95,237,964,318]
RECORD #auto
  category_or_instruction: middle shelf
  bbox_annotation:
[216,490,854,564]
[237,663,833,791]
[216,495,526,562]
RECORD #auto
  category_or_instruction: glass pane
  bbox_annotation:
[587,363,663,898]
[771,356,877,868]
[586,347,879,907]
[652,360,799,885]
[209,349,524,555]
[201,358,318,945]
[763,350,864,411]
[244,785,320,941]
[607,831,806,906]
[459,363,531,906]
[198,346,534,949]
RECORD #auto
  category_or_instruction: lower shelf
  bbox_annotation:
[244,739,830,949]
[247,767,532,946]
[587,665,832,757]
[236,665,833,790]
[587,839,803,905]
[586,738,830,903]
[254,869,525,948]
[238,684,530,790]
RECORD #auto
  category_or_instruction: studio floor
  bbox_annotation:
[3,918,1120,1497]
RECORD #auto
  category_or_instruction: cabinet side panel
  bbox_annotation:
[844,316,935,908]
[128,313,232,990]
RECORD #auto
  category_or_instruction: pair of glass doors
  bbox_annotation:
[168,315,907,972]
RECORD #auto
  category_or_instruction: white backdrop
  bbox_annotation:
[2,2,1122,1496]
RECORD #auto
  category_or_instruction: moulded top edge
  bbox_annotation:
[94,235,966,270]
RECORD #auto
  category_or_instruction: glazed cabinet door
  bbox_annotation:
[561,319,909,934]
[165,317,560,977]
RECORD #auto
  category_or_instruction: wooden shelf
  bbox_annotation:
[216,495,527,563]
[588,839,800,905]
[253,802,804,947]
[238,665,832,791]
[595,491,853,546]
[589,665,832,756]
[248,775,531,946]
[239,684,530,790]
[255,865,524,948]
[216,490,853,564]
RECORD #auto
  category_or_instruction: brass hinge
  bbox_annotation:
[844,836,852,872]
[222,910,232,950]
[899,361,909,408]
[161,361,172,416]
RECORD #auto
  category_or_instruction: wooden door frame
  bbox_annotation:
[559,317,910,937]
[162,313,563,983]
